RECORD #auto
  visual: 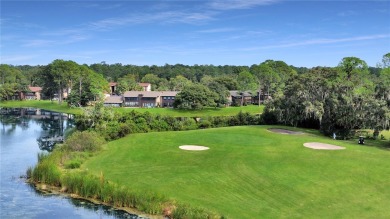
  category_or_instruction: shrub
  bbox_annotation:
[198,119,212,129]
[63,131,106,152]
[180,118,198,130]
[149,119,170,131]
[260,108,278,125]
[64,127,77,140]
[64,160,81,169]
[210,116,229,127]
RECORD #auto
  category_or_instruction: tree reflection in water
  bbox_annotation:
[0,108,74,152]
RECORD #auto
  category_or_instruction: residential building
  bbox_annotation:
[12,86,42,100]
[103,95,123,107]
[160,91,178,107]
[139,83,151,91]
[252,92,271,105]
[228,90,271,106]
[123,91,161,107]
[26,86,42,100]
[109,82,117,95]
[109,82,151,94]
[228,91,253,106]
[119,91,178,108]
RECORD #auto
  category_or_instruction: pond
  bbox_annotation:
[0,108,145,219]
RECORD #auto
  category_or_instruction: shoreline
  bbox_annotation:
[30,181,164,219]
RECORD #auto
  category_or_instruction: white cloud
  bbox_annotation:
[242,34,390,51]
[22,39,56,47]
[338,10,357,17]
[20,33,89,47]
[41,28,85,37]
[0,55,36,64]
[89,10,215,31]
[208,0,279,10]
[196,28,237,33]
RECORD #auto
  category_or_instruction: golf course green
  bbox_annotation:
[83,125,390,218]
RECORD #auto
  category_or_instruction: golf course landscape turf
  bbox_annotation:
[83,125,390,218]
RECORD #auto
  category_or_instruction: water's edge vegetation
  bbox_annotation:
[17,104,389,218]
[26,131,225,218]
[1,102,261,217]
[23,104,265,218]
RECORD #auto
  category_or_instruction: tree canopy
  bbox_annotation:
[1,54,389,142]
[264,56,389,139]
[173,84,218,109]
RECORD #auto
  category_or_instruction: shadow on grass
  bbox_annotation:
[347,138,390,151]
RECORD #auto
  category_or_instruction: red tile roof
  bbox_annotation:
[138,83,151,87]
[29,86,42,92]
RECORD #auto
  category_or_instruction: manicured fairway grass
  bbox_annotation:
[84,126,390,218]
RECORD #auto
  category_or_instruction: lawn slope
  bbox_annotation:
[84,126,390,218]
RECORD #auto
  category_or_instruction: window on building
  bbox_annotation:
[125,97,138,101]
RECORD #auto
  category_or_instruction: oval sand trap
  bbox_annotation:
[179,145,209,151]
[304,142,345,150]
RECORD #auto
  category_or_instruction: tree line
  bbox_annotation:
[0,54,389,140]
[75,102,261,141]
[263,55,390,139]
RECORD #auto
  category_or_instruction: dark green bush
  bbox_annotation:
[211,116,229,127]
[180,118,198,130]
[198,119,212,129]
[64,160,81,169]
[77,110,262,141]
[63,131,106,152]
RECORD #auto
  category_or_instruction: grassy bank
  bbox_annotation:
[83,126,390,218]
[27,131,222,218]
[1,100,264,117]
[0,100,82,114]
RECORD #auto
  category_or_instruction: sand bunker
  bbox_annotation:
[304,142,345,150]
[179,145,210,151]
[268,128,303,135]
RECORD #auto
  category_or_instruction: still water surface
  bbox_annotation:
[0,108,144,219]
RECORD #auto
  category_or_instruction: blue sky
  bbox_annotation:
[1,0,389,67]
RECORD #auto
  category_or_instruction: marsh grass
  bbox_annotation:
[31,156,61,186]
[62,152,92,169]
[172,204,222,219]
[29,154,223,218]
